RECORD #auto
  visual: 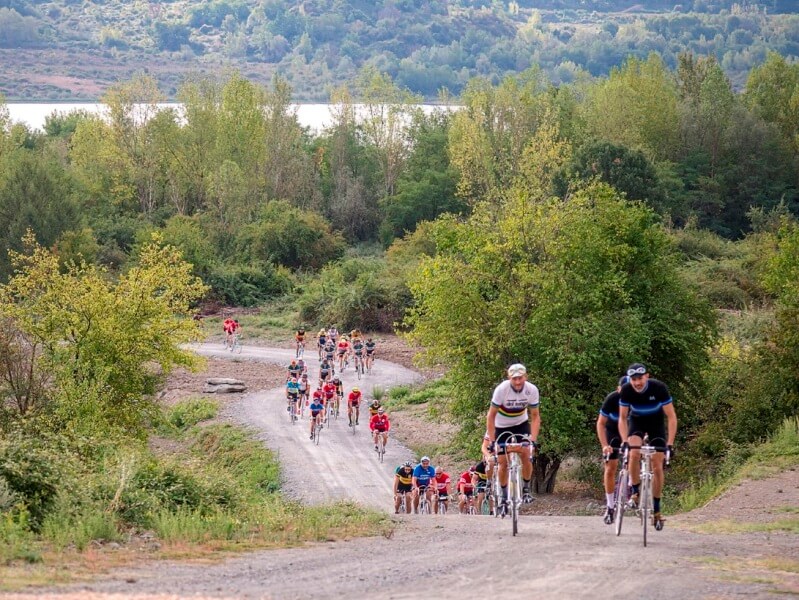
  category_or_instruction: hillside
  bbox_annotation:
[2,0,799,100]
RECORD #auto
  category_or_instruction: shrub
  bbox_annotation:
[166,398,219,431]
[205,262,292,307]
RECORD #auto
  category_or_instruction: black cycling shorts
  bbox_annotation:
[605,429,622,460]
[628,415,666,448]
[495,421,531,455]
[396,484,412,494]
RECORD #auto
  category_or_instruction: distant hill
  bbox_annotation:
[1,0,798,101]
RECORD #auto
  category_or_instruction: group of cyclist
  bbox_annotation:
[282,325,388,446]
[313,326,377,374]
[393,361,676,530]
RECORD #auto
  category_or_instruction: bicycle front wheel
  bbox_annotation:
[510,461,520,536]
[615,467,627,536]
[641,476,650,547]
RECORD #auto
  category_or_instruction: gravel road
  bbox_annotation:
[190,343,423,509]
[3,344,796,599]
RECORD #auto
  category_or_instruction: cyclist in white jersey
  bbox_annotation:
[486,363,540,508]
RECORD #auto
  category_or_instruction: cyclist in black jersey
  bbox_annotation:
[596,375,628,524]
[619,363,677,529]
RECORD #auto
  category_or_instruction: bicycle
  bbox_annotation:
[609,447,630,536]
[332,396,341,421]
[365,354,374,375]
[395,491,411,514]
[626,435,670,546]
[375,432,386,462]
[496,433,534,536]
[417,487,432,515]
[479,482,493,515]
[433,490,448,515]
[296,340,305,359]
[229,332,242,354]
[354,354,363,380]
[287,396,300,424]
[312,414,323,445]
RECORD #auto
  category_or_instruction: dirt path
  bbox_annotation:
[2,344,797,599]
[189,343,423,509]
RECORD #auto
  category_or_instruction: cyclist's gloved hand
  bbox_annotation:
[620,441,630,453]
[667,444,675,459]
[487,441,495,453]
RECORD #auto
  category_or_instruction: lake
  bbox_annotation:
[5,103,453,133]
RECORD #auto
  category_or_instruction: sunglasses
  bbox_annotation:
[627,366,647,376]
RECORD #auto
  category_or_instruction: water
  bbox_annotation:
[5,102,453,133]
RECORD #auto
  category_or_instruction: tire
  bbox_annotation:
[315,423,321,445]
[641,476,650,547]
[481,496,491,515]
[615,467,627,537]
[510,468,519,536]
[378,439,385,463]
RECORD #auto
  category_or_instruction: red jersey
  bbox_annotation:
[369,414,390,432]
[223,318,234,333]
[323,382,336,398]
[348,391,362,405]
[337,341,349,352]
[313,389,323,402]
[434,472,451,493]
[458,471,475,491]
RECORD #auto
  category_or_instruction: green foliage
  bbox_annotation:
[0,432,75,530]
[165,398,219,431]
[0,233,208,434]
[235,201,346,270]
[406,182,716,458]
[205,262,292,307]
[298,256,410,331]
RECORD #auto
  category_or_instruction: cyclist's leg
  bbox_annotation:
[382,431,388,448]
[412,487,420,512]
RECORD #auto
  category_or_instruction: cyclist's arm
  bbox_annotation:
[596,414,610,449]
[486,405,498,442]
[393,475,399,494]
[528,406,540,443]
[618,405,630,441]
[663,403,677,446]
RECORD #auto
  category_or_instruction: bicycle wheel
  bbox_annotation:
[356,361,362,380]
[510,457,520,536]
[614,466,628,537]
[378,438,385,463]
[315,422,322,445]
[234,338,242,354]
[480,495,491,515]
[641,476,650,547]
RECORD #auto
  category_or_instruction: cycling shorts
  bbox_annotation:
[397,484,412,494]
[373,426,388,433]
[287,393,299,401]
[337,349,346,356]
[310,410,322,417]
[366,349,375,355]
[436,492,449,500]
[348,399,360,407]
[628,415,666,448]
[604,431,622,460]
[460,488,474,498]
[476,482,488,492]
[494,421,531,455]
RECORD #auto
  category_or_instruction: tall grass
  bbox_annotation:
[677,417,799,512]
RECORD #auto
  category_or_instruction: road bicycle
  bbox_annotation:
[312,414,323,445]
[433,490,449,515]
[375,432,386,462]
[496,432,534,536]
[491,460,503,518]
[417,487,432,515]
[395,491,410,514]
[332,395,341,421]
[287,396,300,424]
[229,333,242,354]
[479,482,493,515]
[625,435,670,546]
[295,340,305,358]
[610,446,630,536]
[354,354,364,380]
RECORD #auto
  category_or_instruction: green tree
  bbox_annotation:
[744,52,799,154]
[583,54,680,162]
[405,183,716,491]
[0,233,207,435]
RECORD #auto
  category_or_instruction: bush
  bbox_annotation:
[205,262,292,307]
[0,433,74,530]
[166,398,219,431]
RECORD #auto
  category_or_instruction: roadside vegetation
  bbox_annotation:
[3,46,799,580]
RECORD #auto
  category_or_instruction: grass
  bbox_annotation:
[384,378,452,409]
[692,517,799,534]
[677,417,799,512]
[0,406,391,590]
[201,300,303,344]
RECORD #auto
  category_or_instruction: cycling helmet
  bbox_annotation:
[301,373,308,378]
[421,456,430,463]
[352,387,360,392]
[333,376,340,383]
[403,460,413,468]
[469,465,476,472]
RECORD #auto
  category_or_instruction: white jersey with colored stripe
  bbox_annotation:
[491,380,540,428]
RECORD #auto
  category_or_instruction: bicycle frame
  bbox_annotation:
[496,432,533,536]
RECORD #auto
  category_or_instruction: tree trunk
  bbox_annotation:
[533,453,561,494]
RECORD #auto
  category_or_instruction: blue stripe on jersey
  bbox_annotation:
[631,403,665,416]
[599,409,619,422]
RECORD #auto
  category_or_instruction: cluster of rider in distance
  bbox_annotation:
[394,362,676,532]
[284,326,387,448]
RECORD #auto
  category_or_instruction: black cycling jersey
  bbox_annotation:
[619,379,672,417]
[599,390,622,442]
